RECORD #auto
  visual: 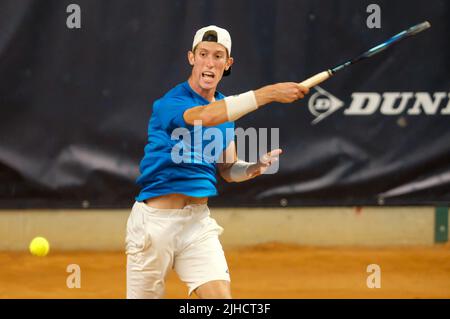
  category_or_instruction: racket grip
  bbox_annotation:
[299,70,332,89]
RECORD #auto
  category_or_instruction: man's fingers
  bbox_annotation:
[260,154,270,164]
[298,84,310,95]
[267,148,282,157]
[260,149,282,164]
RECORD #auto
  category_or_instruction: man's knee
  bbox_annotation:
[194,280,232,299]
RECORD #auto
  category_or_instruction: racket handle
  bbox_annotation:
[299,70,332,89]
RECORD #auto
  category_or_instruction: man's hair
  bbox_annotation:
[192,44,230,59]
[202,30,218,43]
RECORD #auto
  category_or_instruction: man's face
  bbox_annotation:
[188,41,233,92]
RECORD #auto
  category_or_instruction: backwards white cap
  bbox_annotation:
[192,25,232,55]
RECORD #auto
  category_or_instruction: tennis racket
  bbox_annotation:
[299,21,431,88]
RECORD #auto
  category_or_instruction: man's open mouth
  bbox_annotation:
[202,71,215,79]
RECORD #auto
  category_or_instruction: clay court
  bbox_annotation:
[1,243,449,299]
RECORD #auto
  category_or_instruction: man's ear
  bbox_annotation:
[187,51,195,66]
[225,57,234,71]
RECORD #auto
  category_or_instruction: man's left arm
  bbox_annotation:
[217,141,282,183]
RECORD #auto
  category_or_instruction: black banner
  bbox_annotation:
[0,0,449,208]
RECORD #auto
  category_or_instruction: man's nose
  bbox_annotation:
[206,56,214,68]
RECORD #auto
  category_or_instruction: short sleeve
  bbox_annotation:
[154,97,193,131]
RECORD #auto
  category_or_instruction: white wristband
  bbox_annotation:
[224,91,258,121]
[229,160,256,182]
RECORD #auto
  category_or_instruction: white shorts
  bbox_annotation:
[126,201,230,299]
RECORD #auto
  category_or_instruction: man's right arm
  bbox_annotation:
[183,82,309,127]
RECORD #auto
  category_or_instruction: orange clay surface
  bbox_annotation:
[1,243,449,299]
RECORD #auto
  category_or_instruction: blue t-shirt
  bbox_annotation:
[135,81,235,201]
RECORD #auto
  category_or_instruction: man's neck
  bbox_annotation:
[188,77,215,102]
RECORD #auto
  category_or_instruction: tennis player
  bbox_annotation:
[126,25,309,299]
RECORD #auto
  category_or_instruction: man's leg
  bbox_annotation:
[127,252,170,298]
[126,202,174,299]
[174,209,231,299]
[194,280,232,299]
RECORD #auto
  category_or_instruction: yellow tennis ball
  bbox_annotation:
[29,237,50,257]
